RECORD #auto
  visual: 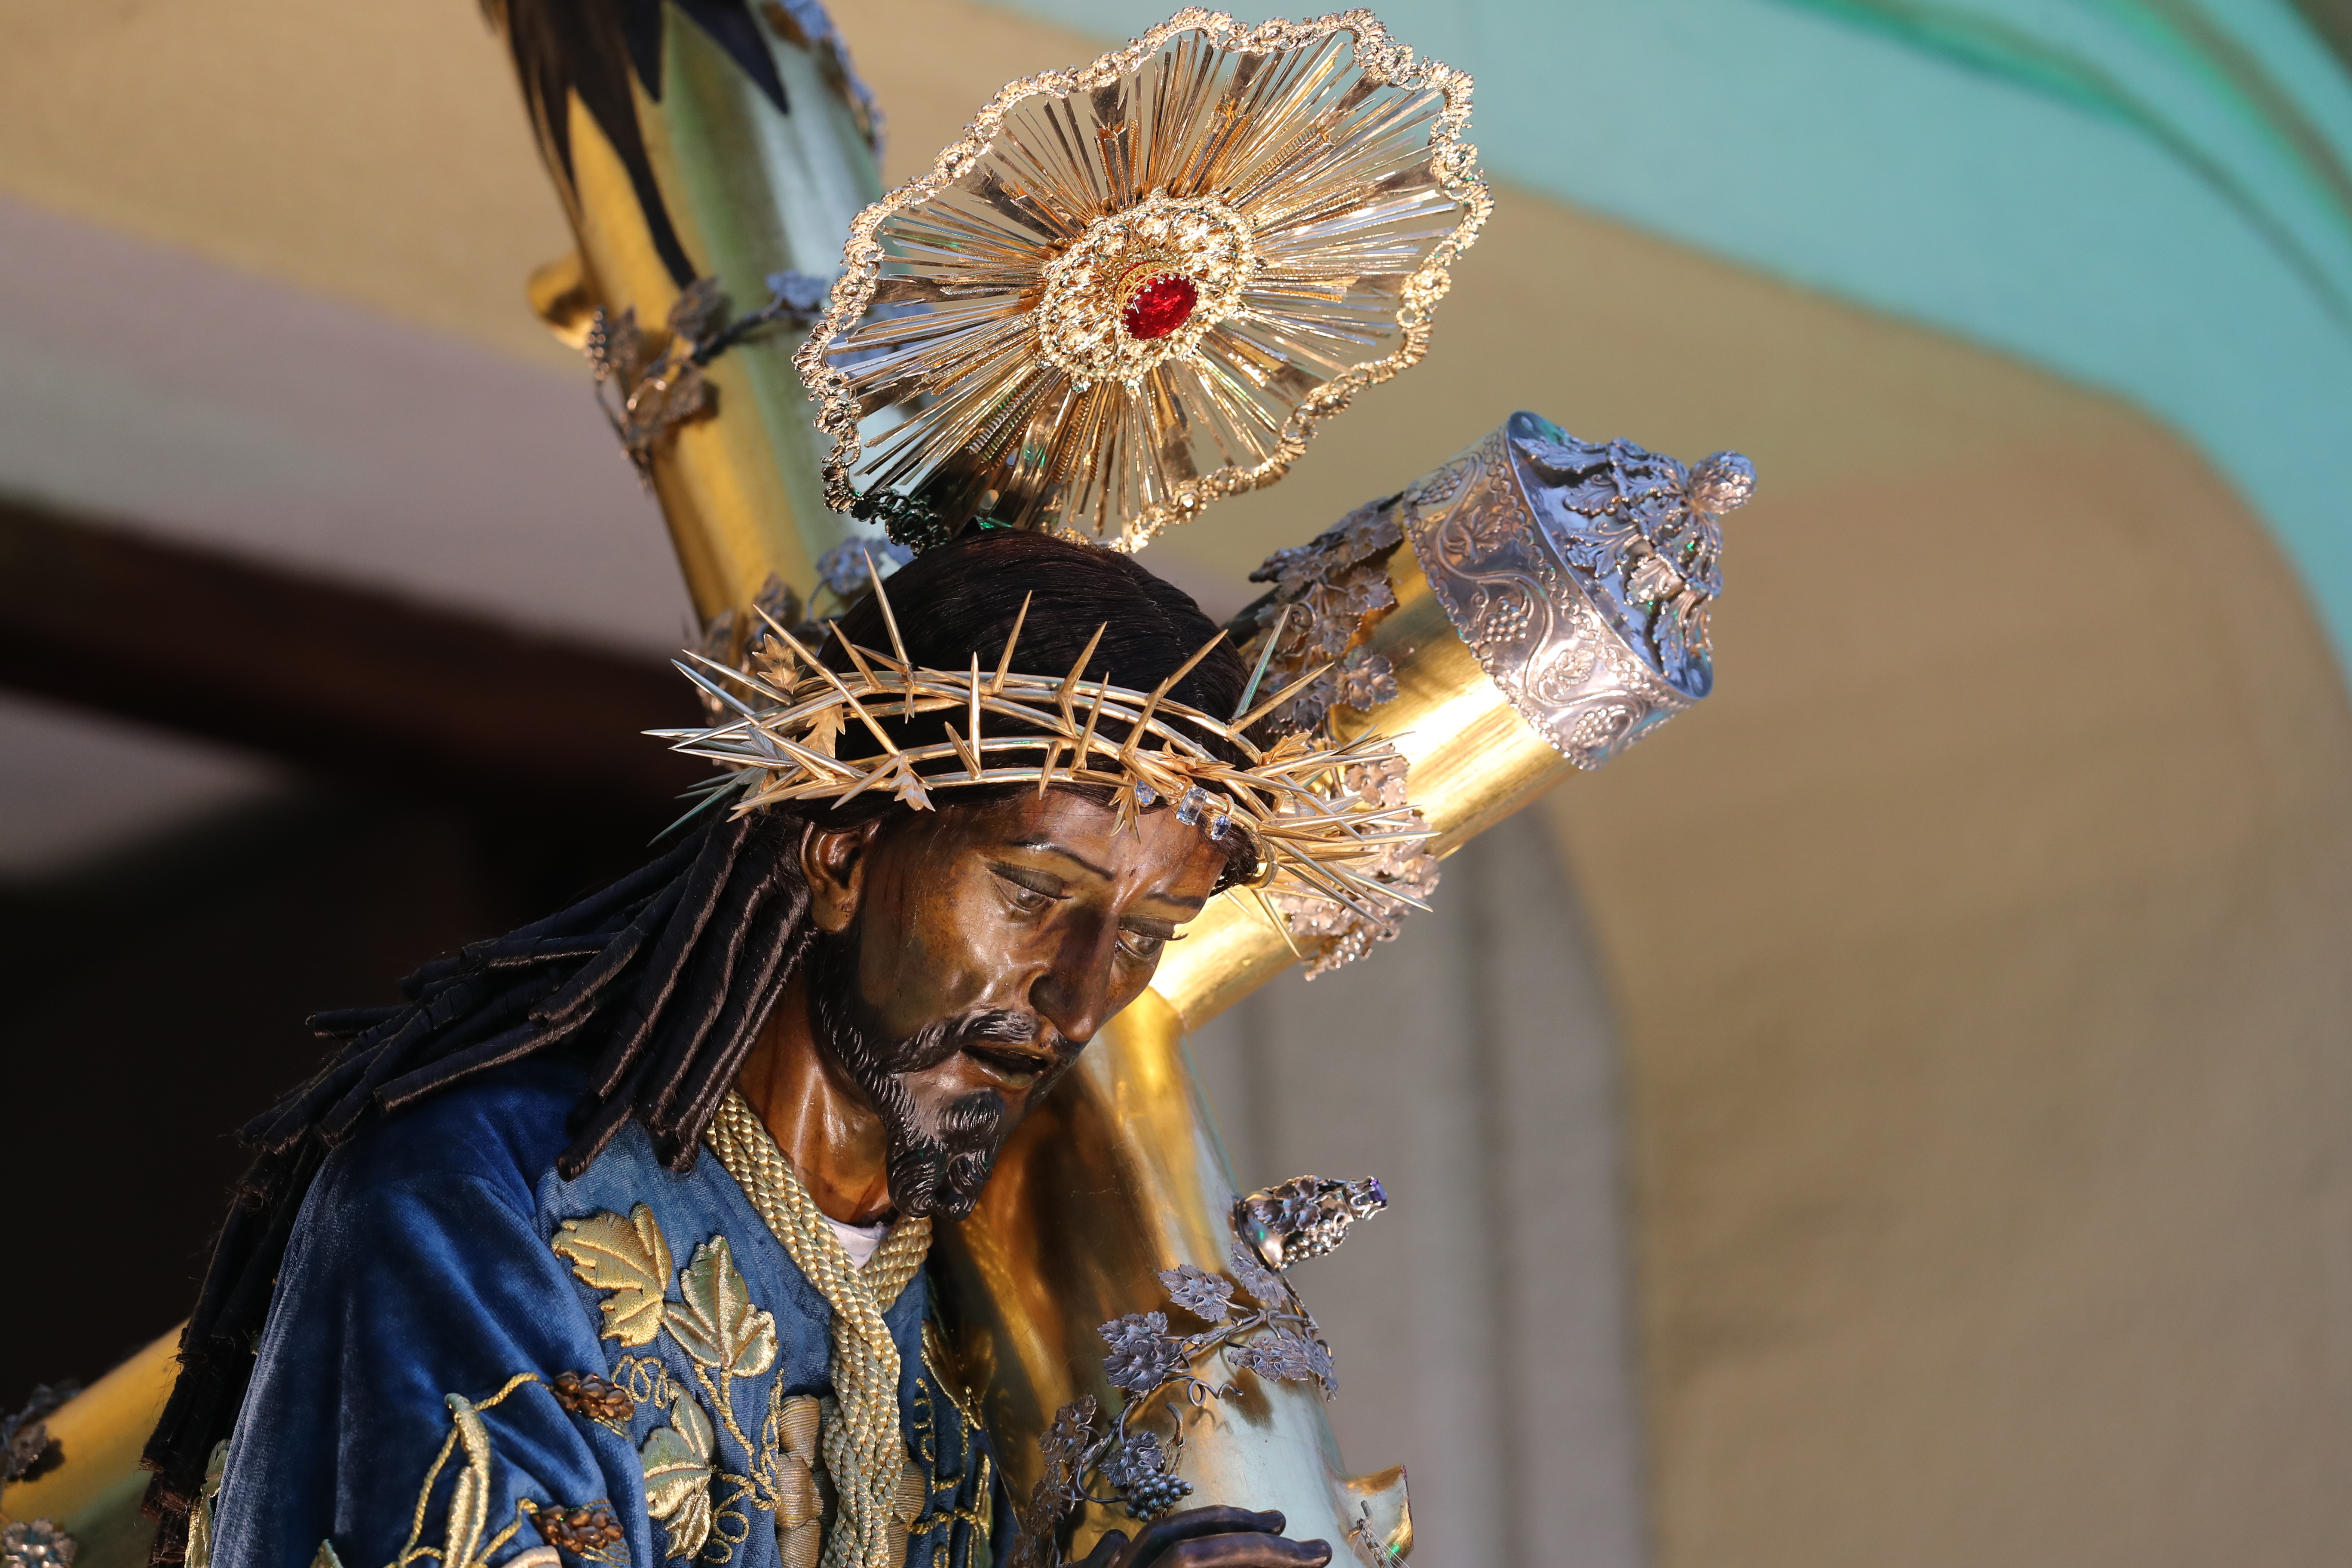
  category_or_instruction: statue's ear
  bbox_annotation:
[802,817,883,933]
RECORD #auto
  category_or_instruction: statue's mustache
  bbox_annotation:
[884,1007,1069,1075]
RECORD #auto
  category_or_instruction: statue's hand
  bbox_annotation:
[1075,1507,1333,1568]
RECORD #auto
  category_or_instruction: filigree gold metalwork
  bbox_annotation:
[1034,194,1256,386]
[796,7,1490,551]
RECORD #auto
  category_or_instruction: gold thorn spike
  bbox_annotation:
[656,622,1434,948]
[802,634,903,759]
[865,551,914,696]
[1246,882,1307,960]
[992,592,1033,696]
[1232,604,1292,723]
[1057,622,1109,731]
[1126,629,1226,761]
[944,721,981,776]
[1035,737,1063,797]
[968,652,984,761]
[1076,676,1111,770]
[1232,660,1335,735]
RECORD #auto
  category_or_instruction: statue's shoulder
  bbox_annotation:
[313,1054,588,1221]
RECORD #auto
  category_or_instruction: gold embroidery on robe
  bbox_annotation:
[388,1374,607,1568]
[557,1213,849,1566]
[553,1207,674,1347]
[640,1391,718,1560]
[772,1395,829,1568]
[552,1212,993,1568]
[184,1439,230,1568]
[899,1351,996,1568]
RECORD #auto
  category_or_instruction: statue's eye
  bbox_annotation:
[1117,930,1166,963]
[989,864,1063,913]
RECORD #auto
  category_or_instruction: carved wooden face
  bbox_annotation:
[802,787,1228,1214]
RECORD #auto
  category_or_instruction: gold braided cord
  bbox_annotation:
[706,1092,933,1568]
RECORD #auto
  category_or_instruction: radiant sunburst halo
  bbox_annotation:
[796,7,1490,553]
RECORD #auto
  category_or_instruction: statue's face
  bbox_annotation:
[804,787,1228,1216]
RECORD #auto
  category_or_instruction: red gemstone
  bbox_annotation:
[1122,274,1198,340]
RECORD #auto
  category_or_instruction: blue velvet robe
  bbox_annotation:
[207,1057,1006,1568]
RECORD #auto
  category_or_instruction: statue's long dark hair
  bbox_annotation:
[141,532,1253,1556]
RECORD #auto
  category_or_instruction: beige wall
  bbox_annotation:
[1539,268,2352,1567]
[5,2,2351,1563]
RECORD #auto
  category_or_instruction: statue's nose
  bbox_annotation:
[1026,919,1118,1047]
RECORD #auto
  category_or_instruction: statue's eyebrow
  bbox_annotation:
[1009,838,1112,882]
[1009,839,1207,916]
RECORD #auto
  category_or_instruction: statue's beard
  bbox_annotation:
[805,927,1047,1220]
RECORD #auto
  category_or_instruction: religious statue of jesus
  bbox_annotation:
[146,533,1379,1568]
[101,14,1746,1568]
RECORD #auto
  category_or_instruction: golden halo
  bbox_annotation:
[796,7,1490,551]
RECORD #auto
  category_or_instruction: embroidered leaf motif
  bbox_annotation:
[640,1391,716,1561]
[666,1236,778,1377]
[443,1393,494,1568]
[553,1206,675,1347]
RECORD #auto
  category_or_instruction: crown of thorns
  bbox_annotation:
[655,564,1431,928]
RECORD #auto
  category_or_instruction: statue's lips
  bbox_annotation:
[961,1039,1057,1089]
